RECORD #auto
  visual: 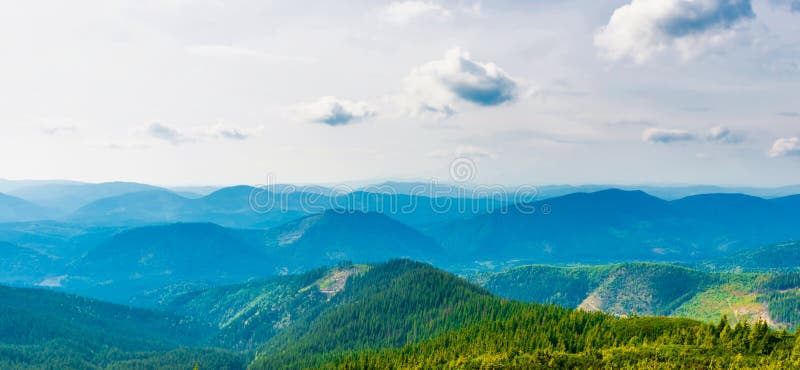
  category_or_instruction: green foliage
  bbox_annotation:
[163,267,331,350]
[0,285,245,369]
[759,291,800,331]
[475,262,800,331]
[318,312,795,369]
[3,259,799,369]
[471,265,612,307]
[252,260,496,368]
[249,260,798,369]
[709,241,800,273]
[0,342,247,370]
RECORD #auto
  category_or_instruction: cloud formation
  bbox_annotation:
[595,0,755,63]
[148,123,193,144]
[642,128,695,143]
[147,123,253,144]
[299,96,376,126]
[383,1,451,24]
[405,48,518,118]
[706,126,743,144]
[204,124,251,140]
[769,137,800,157]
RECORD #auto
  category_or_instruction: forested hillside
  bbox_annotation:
[324,312,798,369]
[474,262,800,331]
[1,259,798,369]
[247,261,797,369]
[0,284,246,369]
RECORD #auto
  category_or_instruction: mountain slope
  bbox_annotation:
[576,263,712,316]
[257,211,446,272]
[0,284,208,348]
[246,260,792,369]
[252,259,497,368]
[0,284,248,369]
[67,223,276,303]
[708,241,800,272]
[432,189,680,263]
[156,260,492,356]
[0,222,123,287]
[0,241,53,284]
[322,311,789,369]
[332,190,505,227]
[9,181,165,213]
[0,259,794,369]
[474,262,800,330]
[474,263,713,316]
[69,187,307,228]
[160,264,365,349]
[431,189,800,264]
[68,190,191,225]
[61,212,446,302]
[0,193,50,222]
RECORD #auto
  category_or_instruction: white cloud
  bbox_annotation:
[148,123,193,144]
[429,145,496,159]
[147,122,253,144]
[595,0,755,63]
[203,124,252,140]
[642,128,695,143]
[383,1,451,24]
[405,48,518,118]
[298,96,376,126]
[769,137,800,157]
[706,126,743,144]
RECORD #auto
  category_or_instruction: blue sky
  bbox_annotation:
[0,0,798,187]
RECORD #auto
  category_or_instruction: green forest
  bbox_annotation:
[2,260,800,369]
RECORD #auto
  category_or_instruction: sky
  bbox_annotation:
[0,0,798,187]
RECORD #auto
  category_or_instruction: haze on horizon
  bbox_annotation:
[1,0,799,187]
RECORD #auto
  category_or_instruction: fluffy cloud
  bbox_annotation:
[769,137,800,157]
[299,96,376,126]
[405,48,518,118]
[642,128,695,143]
[383,1,451,24]
[148,123,193,144]
[595,0,755,63]
[706,126,744,144]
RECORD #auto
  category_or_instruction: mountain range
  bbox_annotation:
[0,193,50,223]
[472,258,800,331]
[46,210,445,303]
[430,189,800,265]
[1,260,793,369]
[3,188,800,304]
